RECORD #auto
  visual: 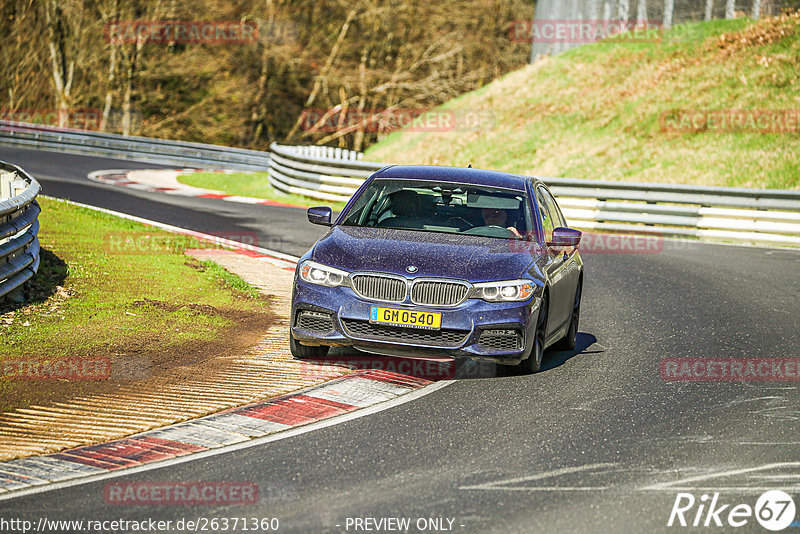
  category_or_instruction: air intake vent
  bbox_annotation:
[341,319,469,347]
[296,310,334,332]
[351,274,406,302]
[411,280,469,306]
[478,329,522,351]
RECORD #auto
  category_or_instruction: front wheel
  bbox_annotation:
[289,330,329,359]
[515,294,547,374]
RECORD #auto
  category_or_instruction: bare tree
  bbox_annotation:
[3,0,534,148]
[98,0,121,131]
[726,0,736,18]
[752,0,762,18]
[636,0,648,23]
[619,0,630,22]
[664,0,675,28]
[286,4,361,140]
[42,0,83,126]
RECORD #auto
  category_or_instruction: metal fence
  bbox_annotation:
[0,120,270,171]
[268,143,382,202]
[530,0,800,59]
[267,145,800,247]
[0,122,798,248]
[0,162,41,302]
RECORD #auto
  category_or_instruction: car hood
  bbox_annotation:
[311,226,540,282]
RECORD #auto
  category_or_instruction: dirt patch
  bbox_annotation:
[711,9,800,58]
[0,242,280,414]
[0,248,349,460]
[131,297,222,316]
[0,303,274,414]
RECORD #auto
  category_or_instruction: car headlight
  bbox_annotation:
[298,260,350,287]
[472,280,535,302]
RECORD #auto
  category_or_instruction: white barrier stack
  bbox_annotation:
[0,162,41,302]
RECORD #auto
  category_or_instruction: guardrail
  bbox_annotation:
[544,177,800,247]
[268,143,383,202]
[267,144,800,247]
[0,161,40,302]
[0,121,798,248]
[0,120,271,171]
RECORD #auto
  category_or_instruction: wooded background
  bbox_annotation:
[0,0,534,150]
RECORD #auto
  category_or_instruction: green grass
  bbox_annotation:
[176,171,349,210]
[365,13,800,189]
[0,197,270,362]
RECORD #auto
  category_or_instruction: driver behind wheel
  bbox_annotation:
[481,207,522,237]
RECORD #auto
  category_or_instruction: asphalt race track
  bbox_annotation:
[0,146,328,258]
[2,145,800,533]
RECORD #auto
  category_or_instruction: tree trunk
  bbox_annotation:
[752,0,762,19]
[100,0,120,132]
[287,6,360,140]
[636,0,647,23]
[619,0,630,22]
[101,44,117,132]
[663,0,674,28]
[121,41,139,136]
[726,0,735,19]
[43,0,75,127]
[352,48,369,152]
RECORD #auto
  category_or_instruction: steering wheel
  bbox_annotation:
[487,225,518,236]
[448,216,473,229]
[463,225,516,237]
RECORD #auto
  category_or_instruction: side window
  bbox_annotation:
[541,188,566,228]
[536,188,554,243]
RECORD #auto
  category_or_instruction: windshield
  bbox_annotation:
[340,179,533,239]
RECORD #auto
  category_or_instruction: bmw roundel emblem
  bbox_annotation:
[406,265,418,273]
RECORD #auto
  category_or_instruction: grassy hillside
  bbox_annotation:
[365,12,800,189]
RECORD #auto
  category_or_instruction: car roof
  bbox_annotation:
[375,165,537,192]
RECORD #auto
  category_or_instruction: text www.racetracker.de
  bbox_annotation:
[0,516,281,533]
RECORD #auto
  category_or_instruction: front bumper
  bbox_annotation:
[291,279,540,364]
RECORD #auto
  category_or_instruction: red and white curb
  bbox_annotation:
[0,370,447,500]
[87,168,306,209]
[3,198,452,501]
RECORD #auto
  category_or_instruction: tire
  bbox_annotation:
[555,279,582,351]
[289,329,329,359]
[516,293,548,374]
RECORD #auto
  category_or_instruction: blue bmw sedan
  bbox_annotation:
[290,165,583,373]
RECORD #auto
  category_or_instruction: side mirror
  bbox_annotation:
[307,206,332,226]
[549,227,582,247]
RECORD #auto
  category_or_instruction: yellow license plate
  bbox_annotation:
[370,306,441,330]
